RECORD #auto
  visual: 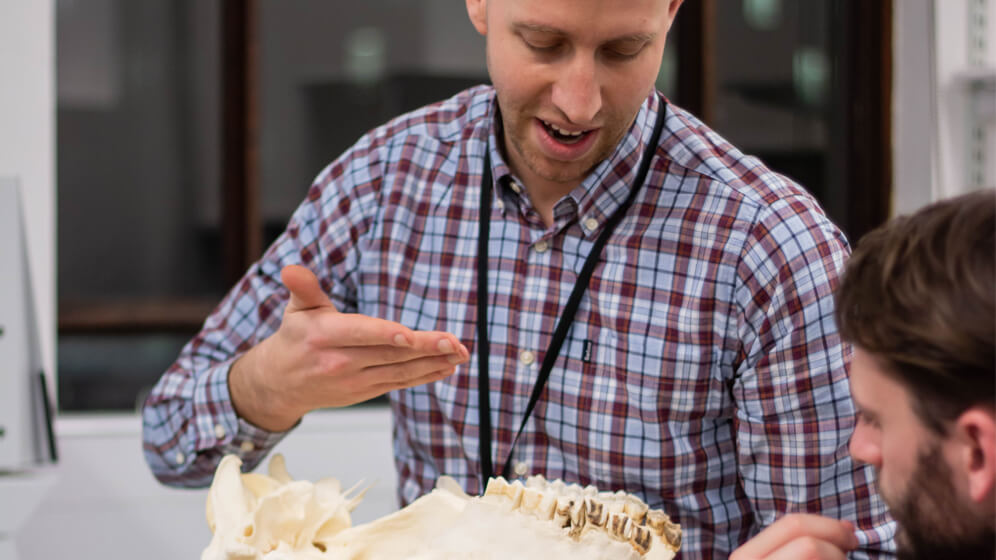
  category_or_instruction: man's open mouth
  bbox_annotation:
[540,119,592,145]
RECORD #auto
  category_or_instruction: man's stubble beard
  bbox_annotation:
[504,113,620,187]
[887,443,995,560]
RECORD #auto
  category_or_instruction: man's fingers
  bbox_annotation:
[733,515,857,559]
[281,265,338,313]
[763,537,850,560]
[375,366,458,394]
[313,311,466,352]
[337,339,470,370]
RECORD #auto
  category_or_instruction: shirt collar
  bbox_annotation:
[484,90,664,236]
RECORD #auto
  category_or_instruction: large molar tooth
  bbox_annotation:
[604,498,625,515]
[553,496,574,528]
[662,523,682,551]
[623,496,649,525]
[629,524,652,555]
[484,476,510,498]
[535,491,558,520]
[506,480,525,507]
[484,476,525,508]
[584,497,607,527]
[646,510,682,550]
[524,474,548,489]
[549,479,567,495]
[645,510,670,534]
[607,512,633,541]
[568,499,587,538]
[520,487,542,513]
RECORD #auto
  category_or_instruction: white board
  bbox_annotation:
[0,176,52,471]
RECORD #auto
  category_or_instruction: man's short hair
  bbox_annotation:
[836,188,996,434]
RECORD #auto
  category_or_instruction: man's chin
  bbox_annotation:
[885,443,996,560]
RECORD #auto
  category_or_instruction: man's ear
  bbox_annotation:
[466,0,487,36]
[954,408,996,504]
[663,0,685,35]
[667,0,686,20]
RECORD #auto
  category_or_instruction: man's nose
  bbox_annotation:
[848,422,882,469]
[551,54,602,125]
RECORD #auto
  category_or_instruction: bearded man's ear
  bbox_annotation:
[954,408,996,507]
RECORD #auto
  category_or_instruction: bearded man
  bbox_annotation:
[733,188,996,560]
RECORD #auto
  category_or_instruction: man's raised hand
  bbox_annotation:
[229,265,470,431]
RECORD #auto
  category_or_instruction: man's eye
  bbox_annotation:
[602,42,647,61]
[525,40,560,53]
[604,49,639,60]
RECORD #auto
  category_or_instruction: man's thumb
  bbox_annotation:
[281,265,337,313]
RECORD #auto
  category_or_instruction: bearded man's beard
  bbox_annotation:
[886,443,995,560]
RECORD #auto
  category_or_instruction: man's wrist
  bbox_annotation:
[229,347,301,432]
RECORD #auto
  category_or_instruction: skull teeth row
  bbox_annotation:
[483,476,681,555]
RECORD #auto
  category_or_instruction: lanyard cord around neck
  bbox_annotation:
[476,95,668,483]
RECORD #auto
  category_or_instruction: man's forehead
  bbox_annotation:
[495,0,673,29]
[511,21,658,43]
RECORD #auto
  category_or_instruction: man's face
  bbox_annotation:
[467,0,681,194]
[848,347,995,559]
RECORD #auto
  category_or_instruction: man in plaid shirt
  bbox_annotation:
[143,0,895,557]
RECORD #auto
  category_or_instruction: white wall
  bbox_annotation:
[893,0,996,214]
[0,0,56,389]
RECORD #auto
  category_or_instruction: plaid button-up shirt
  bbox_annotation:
[144,86,895,558]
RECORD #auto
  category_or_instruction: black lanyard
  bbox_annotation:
[476,95,668,483]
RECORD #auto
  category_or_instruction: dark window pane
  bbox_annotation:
[58,333,194,412]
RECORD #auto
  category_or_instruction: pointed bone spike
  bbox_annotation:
[629,524,652,555]
[267,453,293,484]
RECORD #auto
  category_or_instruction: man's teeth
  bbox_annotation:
[542,120,586,137]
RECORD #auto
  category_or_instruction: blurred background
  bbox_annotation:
[54,0,900,413]
[0,0,993,558]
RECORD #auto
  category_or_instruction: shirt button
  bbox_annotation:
[534,240,549,253]
[174,452,185,465]
[213,424,226,439]
[583,217,599,232]
[239,441,255,453]
[509,180,522,193]
[519,350,535,365]
[513,461,529,477]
